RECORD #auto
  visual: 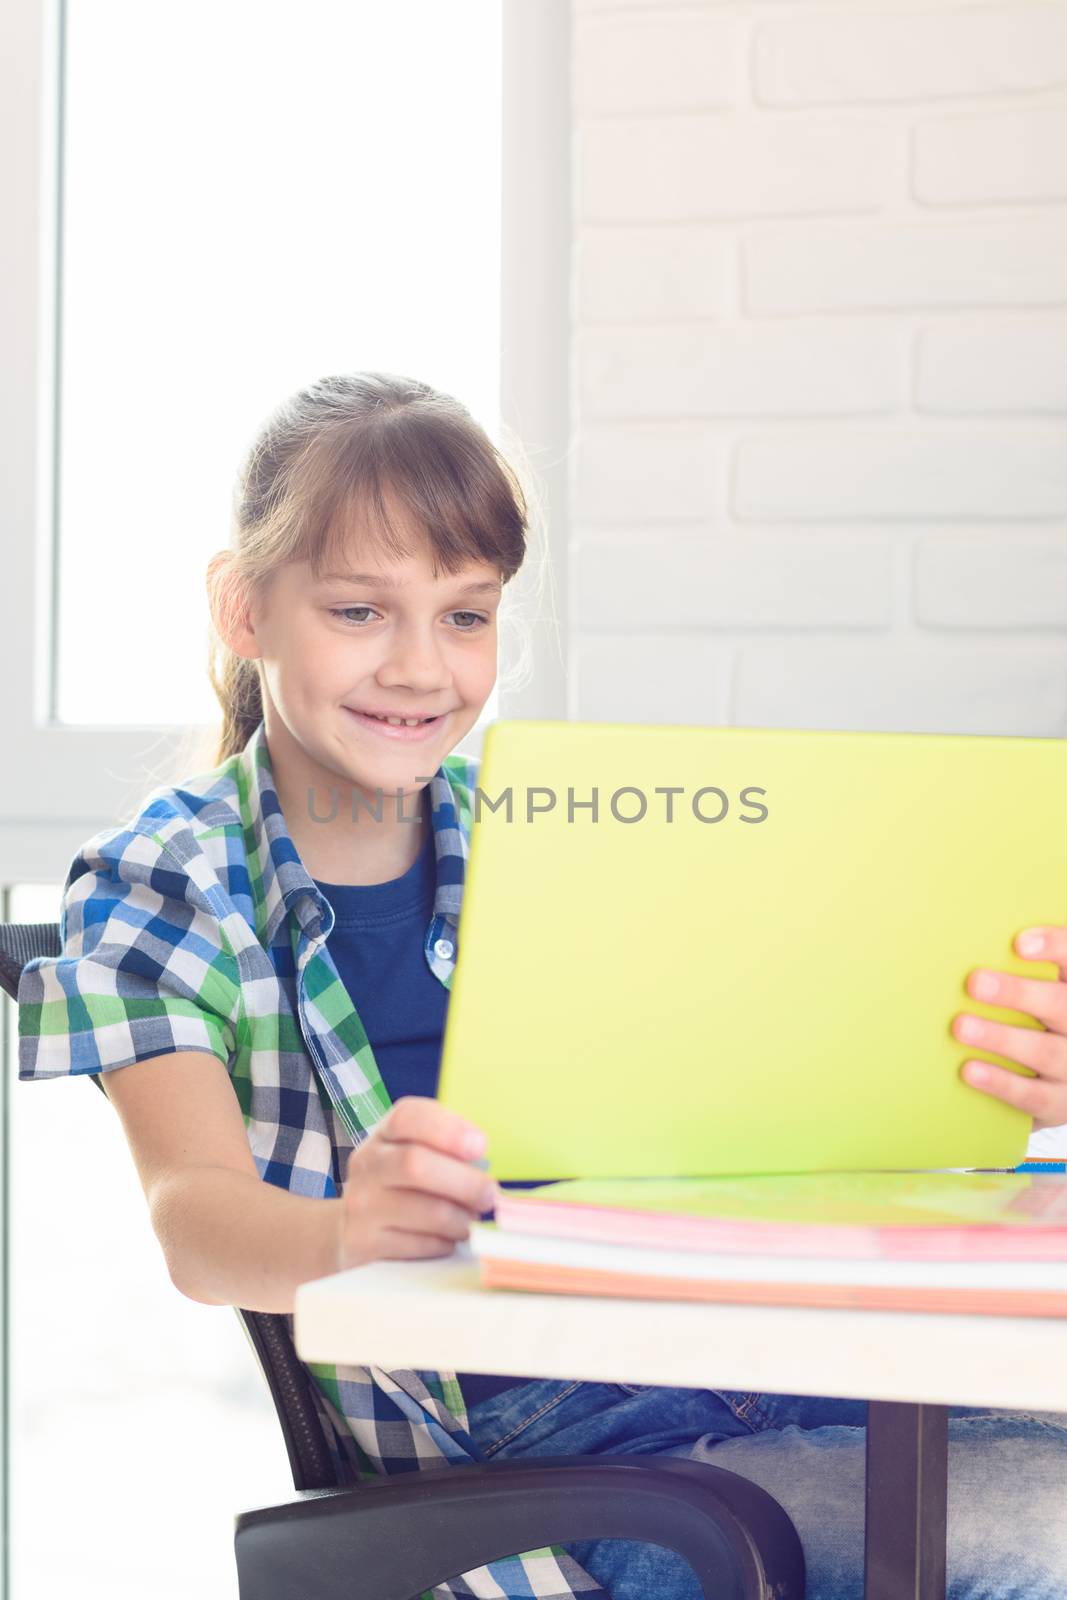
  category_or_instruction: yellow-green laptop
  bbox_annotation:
[436,720,1067,1180]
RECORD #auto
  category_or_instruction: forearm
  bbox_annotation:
[150,1166,342,1313]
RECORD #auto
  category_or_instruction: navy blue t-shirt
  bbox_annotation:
[313,825,534,1409]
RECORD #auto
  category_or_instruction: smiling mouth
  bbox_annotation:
[344,707,449,734]
[362,713,438,726]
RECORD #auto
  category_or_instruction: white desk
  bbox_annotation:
[295,1243,1067,1413]
[294,1244,1067,1600]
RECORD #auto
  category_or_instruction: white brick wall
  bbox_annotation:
[752,5,1067,104]
[744,218,1067,313]
[914,103,1067,205]
[580,115,901,220]
[575,534,895,627]
[917,534,1067,625]
[578,323,908,416]
[916,318,1067,412]
[578,227,736,321]
[574,14,745,111]
[733,430,1067,519]
[570,0,1067,742]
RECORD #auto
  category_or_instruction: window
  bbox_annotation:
[55,0,503,728]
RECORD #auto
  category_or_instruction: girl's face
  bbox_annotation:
[244,519,502,801]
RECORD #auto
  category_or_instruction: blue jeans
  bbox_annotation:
[465,1381,1067,1599]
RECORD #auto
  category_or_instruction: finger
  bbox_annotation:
[380,1139,497,1214]
[376,1229,468,1261]
[960,1058,1067,1125]
[371,1187,476,1243]
[965,967,1067,1034]
[343,1136,496,1216]
[952,1012,1067,1083]
[1014,926,1067,982]
[376,1095,487,1162]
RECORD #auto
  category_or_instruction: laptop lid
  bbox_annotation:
[437,720,1066,1180]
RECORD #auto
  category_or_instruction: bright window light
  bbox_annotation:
[55,0,502,730]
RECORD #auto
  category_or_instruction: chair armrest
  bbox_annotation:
[234,1453,804,1600]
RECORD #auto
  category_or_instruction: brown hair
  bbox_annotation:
[206,371,532,764]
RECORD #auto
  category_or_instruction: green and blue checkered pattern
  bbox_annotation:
[17,718,607,1600]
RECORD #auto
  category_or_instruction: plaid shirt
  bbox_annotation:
[17,718,607,1600]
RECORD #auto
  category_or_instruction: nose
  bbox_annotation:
[374,620,453,694]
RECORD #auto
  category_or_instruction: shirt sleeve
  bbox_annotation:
[16,822,241,1082]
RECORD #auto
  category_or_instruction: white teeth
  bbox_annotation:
[365,712,428,726]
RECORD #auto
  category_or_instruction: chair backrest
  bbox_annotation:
[0,920,340,1492]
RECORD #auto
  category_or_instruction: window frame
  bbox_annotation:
[0,0,571,887]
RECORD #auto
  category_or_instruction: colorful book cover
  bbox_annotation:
[493,1170,1067,1261]
[469,1220,1067,1318]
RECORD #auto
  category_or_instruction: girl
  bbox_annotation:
[17,371,1067,1600]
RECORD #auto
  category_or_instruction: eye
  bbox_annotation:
[329,606,378,626]
[327,606,489,630]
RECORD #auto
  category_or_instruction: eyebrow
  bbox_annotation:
[319,571,502,596]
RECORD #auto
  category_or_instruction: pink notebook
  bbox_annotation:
[494,1169,1067,1262]
[474,1252,1067,1319]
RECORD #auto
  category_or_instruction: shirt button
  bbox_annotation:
[433,937,454,960]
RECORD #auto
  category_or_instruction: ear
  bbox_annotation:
[206,551,262,660]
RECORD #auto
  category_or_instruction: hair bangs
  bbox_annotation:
[293,405,524,584]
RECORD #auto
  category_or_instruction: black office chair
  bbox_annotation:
[0,921,805,1600]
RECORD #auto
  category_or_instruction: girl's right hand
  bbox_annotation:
[336,1095,498,1269]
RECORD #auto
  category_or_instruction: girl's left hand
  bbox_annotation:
[953,927,1067,1132]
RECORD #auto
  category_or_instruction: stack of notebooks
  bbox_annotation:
[469,1162,1067,1317]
